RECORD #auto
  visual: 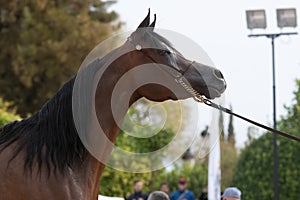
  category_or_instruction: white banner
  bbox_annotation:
[208,108,221,200]
[98,195,124,200]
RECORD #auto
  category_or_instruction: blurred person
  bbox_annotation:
[128,180,148,200]
[221,187,241,200]
[198,186,208,200]
[148,191,169,200]
[170,178,195,200]
[160,182,170,195]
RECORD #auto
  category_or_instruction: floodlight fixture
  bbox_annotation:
[246,10,267,30]
[277,8,297,28]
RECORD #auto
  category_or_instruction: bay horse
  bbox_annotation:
[0,10,226,200]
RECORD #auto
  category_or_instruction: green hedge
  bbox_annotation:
[0,98,21,127]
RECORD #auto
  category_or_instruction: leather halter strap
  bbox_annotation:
[127,36,194,80]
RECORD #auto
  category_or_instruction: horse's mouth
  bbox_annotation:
[207,87,222,99]
[200,86,224,99]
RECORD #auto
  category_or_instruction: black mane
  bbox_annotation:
[0,29,175,176]
[0,77,86,174]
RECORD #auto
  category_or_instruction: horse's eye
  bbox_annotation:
[158,49,171,56]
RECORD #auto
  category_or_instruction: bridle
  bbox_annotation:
[128,36,194,80]
[127,37,300,142]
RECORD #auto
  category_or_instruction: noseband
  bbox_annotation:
[127,37,300,142]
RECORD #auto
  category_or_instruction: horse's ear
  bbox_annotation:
[149,14,156,31]
[137,8,151,29]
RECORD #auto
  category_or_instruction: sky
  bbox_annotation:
[110,0,300,148]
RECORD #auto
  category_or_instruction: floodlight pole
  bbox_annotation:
[248,32,298,200]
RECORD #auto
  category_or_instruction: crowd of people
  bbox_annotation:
[126,179,241,200]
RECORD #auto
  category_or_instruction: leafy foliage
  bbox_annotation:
[220,140,237,191]
[0,0,120,116]
[227,105,235,145]
[100,162,208,198]
[219,110,225,140]
[216,106,238,190]
[100,168,152,198]
[232,80,300,200]
[155,162,208,198]
[99,100,206,197]
[0,98,21,127]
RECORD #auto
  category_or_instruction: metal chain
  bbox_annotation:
[176,77,208,103]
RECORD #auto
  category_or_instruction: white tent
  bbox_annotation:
[98,195,124,200]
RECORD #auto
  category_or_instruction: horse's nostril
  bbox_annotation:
[214,69,224,79]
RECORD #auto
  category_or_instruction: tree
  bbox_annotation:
[99,99,200,197]
[113,127,176,191]
[227,105,235,145]
[219,105,237,190]
[0,0,120,116]
[231,80,300,200]
[220,140,237,191]
[155,162,208,198]
[0,98,21,127]
[100,167,152,198]
[219,110,225,141]
[101,127,175,198]
[100,161,209,199]
[99,102,177,196]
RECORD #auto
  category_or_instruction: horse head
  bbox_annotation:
[124,9,227,102]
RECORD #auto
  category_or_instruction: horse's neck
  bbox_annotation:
[95,46,141,140]
[70,156,106,200]
[73,52,140,198]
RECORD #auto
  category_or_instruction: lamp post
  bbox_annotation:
[246,8,298,200]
